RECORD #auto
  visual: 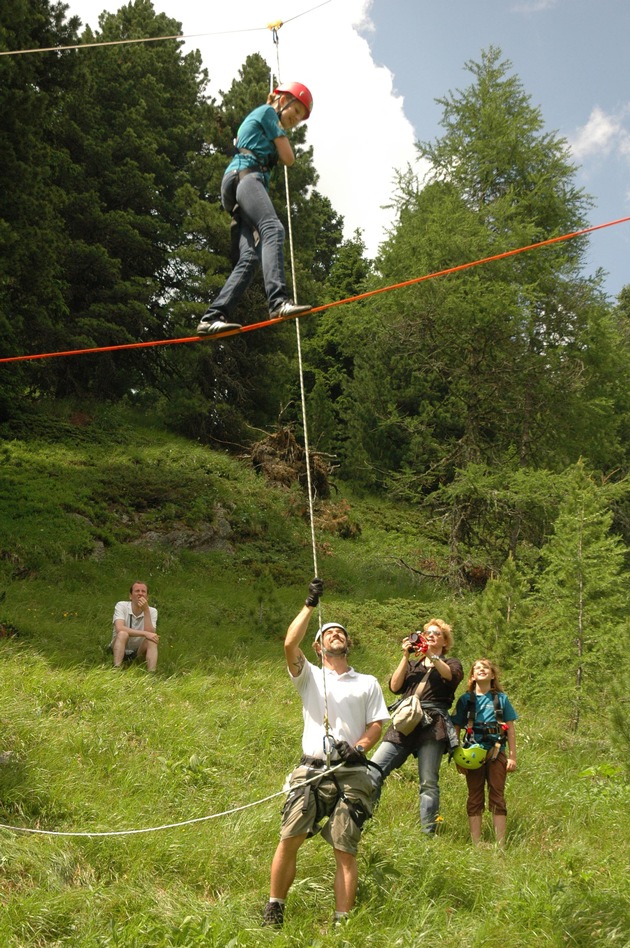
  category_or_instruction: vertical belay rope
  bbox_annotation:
[269,23,333,765]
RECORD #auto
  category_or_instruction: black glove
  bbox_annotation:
[335,740,367,766]
[305,577,324,608]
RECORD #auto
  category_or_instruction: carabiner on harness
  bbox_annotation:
[323,732,336,760]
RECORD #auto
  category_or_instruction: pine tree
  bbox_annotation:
[529,462,629,731]
[0,0,80,401]
[338,48,623,489]
[46,0,213,399]
[303,231,372,454]
[467,554,530,671]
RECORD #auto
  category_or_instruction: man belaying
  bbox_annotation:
[196,82,313,336]
[263,578,389,929]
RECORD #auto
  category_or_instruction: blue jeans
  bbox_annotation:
[210,171,289,316]
[369,738,447,834]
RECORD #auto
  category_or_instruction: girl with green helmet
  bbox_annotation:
[451,658,518,845]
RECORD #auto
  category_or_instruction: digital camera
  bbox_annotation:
[408,631,428,653]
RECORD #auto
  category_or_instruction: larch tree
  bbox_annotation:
[332,47,628,565]
[529,461,628,731]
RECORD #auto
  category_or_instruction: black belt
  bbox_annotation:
[238,166,268,180]
[300,755,337,768]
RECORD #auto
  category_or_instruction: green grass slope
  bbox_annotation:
[0,404,627,946]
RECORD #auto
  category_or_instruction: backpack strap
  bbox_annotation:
[465,691,508,758]
[411,665,432,700]
[488,690,508,760]
[463,692,476,745]
[493,690,505,725]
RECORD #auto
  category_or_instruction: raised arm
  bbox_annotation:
[389,638,414,692]
[284,579,323,677]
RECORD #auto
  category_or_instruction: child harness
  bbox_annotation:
[464,691,509,761]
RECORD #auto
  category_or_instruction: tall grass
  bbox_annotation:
[1,404,628,946]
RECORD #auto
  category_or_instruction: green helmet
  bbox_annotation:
[453,743,487,770]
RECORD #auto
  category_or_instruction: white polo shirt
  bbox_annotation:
[111,600,158,650]
[290,659,389,759]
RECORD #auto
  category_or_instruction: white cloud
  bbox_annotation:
[510,0,558,13]
[570,105,630,162]
[69,0,419,257]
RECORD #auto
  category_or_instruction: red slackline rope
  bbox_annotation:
[1,214,628,366]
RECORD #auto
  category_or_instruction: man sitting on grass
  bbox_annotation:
[110,581,159,671]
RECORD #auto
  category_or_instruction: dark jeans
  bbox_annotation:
[369,738,447,834]
[210,171,289,316]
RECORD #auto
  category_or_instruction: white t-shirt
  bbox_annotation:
[290,659,389,759]
[111,600,158,650]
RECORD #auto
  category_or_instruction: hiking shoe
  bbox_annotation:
[269,300,312,319]
[262,900,284,927]
[196,313,242,335]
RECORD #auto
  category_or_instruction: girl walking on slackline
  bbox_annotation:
[451,658,518,846]
[196,82,313,336]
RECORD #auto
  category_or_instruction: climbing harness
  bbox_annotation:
[289,757,370,837]
[463,690,509,762]
[222,166,264,266]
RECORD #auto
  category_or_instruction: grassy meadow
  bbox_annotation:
[0,403,628,946]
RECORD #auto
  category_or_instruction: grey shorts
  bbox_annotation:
[108,634,142,659]
[279,764,374,855]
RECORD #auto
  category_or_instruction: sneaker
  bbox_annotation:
[269,300,312,319]
[262,900,284,927]
[196,313,242,335]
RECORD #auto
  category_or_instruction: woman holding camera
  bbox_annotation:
[369,619,463,834]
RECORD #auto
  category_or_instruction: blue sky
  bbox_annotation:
[67,0,630,299]
[364,0,630,299]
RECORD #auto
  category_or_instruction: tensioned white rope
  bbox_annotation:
[0,1,335,58]
[0,764,344,838]
[270,29,334,764]
[270,32,319,586]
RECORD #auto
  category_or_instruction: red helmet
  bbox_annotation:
[274,81,313,119]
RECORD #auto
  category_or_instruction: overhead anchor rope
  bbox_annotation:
[267,20,284,44]
[268,20,283,94]
[269,28,333,769]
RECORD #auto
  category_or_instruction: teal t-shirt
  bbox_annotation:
[224,104,286,188]
[451,691,518,750]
